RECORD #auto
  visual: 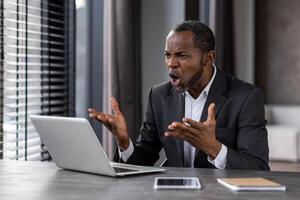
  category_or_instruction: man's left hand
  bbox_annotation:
[165,103,222,159]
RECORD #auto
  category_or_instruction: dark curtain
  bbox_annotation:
[111,0,142,142]
[66,0,76,117]
[255,0,268,96]
[215,0,235,74]
[185,0,199,20]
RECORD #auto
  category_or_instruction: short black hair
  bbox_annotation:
[172,20,215,52]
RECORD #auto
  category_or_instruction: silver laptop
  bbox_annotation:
[30,115,165,177]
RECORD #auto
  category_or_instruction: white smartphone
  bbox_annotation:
[154,177,201,190]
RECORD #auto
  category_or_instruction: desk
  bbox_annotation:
[0,160,299,200]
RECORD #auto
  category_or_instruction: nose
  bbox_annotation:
[166,56,179,69]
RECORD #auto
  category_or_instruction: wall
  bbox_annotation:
[233,0,255,84]
[256,0,300,104]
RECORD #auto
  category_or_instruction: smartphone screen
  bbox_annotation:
[154,177,201,189]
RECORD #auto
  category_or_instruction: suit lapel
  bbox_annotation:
[194,68,227,165]
[164,92,185,166]
[200,69,227,122]
[199,91,226,122]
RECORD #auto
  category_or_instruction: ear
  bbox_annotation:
[205,51,216,65]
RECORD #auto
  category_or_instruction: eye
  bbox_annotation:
[164,52,171,59]
[178,53,189,58]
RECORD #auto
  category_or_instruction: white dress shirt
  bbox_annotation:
[119,65,227,169]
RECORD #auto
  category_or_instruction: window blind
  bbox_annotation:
[1,0,75,161]
[0,0,3,159]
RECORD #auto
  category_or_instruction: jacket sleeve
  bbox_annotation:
[226,88,270,170]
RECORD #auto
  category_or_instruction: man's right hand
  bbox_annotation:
[88,97,129,151]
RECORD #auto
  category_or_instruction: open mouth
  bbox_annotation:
[169,73,178,80]
[169,73,181,85]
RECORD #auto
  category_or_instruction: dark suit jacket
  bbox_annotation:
[118,68,269,170]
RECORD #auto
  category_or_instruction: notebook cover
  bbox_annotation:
[217,177,286,191]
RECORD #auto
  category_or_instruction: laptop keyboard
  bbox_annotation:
[113,167,139,173]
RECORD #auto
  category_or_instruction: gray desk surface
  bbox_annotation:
[0,160,299,200]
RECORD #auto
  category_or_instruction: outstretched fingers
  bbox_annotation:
[111,97,121,116]
[88,108,112,124]
[165,122,198,142]
[88,108,101,120]
[168,122,198,135]
[182,118,205,130]
[165,130,184,139]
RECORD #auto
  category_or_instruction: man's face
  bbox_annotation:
[164,31,206,93]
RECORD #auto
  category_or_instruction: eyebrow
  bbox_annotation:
[164,50,190,54]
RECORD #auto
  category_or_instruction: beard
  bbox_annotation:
[171,80,189,94]
[171,62,204,94]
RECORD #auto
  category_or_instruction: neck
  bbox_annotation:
[188,65,213,99]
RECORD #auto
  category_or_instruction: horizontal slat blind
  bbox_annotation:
[0,0,3,159]
[1,0,75,161]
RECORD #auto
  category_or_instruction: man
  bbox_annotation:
[89,21,269,170]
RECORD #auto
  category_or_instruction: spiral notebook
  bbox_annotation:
[217,177,286,191]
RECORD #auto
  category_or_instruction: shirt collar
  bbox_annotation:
[185,64,217,100]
